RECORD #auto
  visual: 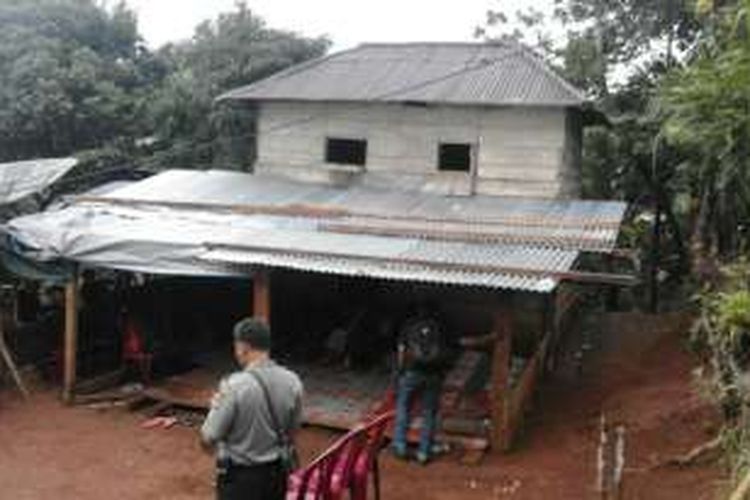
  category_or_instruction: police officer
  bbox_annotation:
[201,318,303,500]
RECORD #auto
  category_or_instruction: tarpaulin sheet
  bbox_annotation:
[0,157,77,205]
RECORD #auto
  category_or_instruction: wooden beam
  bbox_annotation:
[252,269,271,325]
[490,310,513,451]
[468,137,480,196]
[63,273,79,404]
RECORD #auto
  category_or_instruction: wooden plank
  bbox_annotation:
[253,269,271,324]
[141,387,208,410]
[490,311,512,451]
[74,368,126,395]
[63,274,79,404]
[505,331,551,450]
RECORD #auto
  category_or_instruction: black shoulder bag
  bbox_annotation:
[248,370,299,475]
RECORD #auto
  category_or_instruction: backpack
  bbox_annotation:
[403,317,445,367]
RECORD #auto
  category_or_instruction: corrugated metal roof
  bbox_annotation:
[219,42,585,107]
[5,200,578,292]
[203,246,575,293]
[5,169,628,292]
[100,169,626,252]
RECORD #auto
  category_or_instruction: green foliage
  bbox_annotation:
[719,416,750,482]
[478,0,750,278]
[0,0,329,172]
[145,3,330,170]
[692,259,750,482]
[478,0,700,96]
[719,289,750,327]
[0,0,161,161]
[562,0,700,66]
[662,0,750,258]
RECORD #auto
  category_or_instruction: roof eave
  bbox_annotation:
[219,95,587,108]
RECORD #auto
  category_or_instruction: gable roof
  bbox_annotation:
[219,42,586,107]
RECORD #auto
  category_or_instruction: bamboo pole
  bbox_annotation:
[0,316,29,399]
[63,272,79,404]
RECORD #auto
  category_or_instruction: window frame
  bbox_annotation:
[437,142,473,173]
[324,137,368,167]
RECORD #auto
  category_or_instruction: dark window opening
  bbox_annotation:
[438,143,472,172]
[325,138,367,166]
[403,100,429,108]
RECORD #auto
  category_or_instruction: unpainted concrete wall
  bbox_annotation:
[255,101,581,198]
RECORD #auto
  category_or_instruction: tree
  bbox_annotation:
[0,0,161,161]
[476,1,700,281]
[561,0,699,66]
[477,1,700,96]
[146,2,330,170]
[662,0,750,260]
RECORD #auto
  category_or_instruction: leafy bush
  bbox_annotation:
[692,260,750,482]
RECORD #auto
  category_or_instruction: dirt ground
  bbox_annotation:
[0,312,728,499]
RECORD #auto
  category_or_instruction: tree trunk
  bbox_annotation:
[633,161,689,274]
[691,185,715,281]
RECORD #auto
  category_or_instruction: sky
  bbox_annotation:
[125,0,549,50]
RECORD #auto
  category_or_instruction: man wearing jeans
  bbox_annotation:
[392,309,448,465]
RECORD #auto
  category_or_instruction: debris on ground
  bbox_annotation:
[141,416,179,430]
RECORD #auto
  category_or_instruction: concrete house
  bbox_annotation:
[221,42,587,199]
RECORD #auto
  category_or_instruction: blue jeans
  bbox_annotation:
[393,370,442,457]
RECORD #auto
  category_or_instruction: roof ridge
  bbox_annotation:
[357,41,512,48]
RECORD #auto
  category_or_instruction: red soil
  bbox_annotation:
[0,312,727,499]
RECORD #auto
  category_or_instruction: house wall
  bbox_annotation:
[255,101,581,198]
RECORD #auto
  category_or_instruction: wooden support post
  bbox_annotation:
[490,310,513,451]
[469,137,481,196]
[550,290,565,373]
[63,273,79,404]
[605,255,619,312]
[252,268,271,325]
